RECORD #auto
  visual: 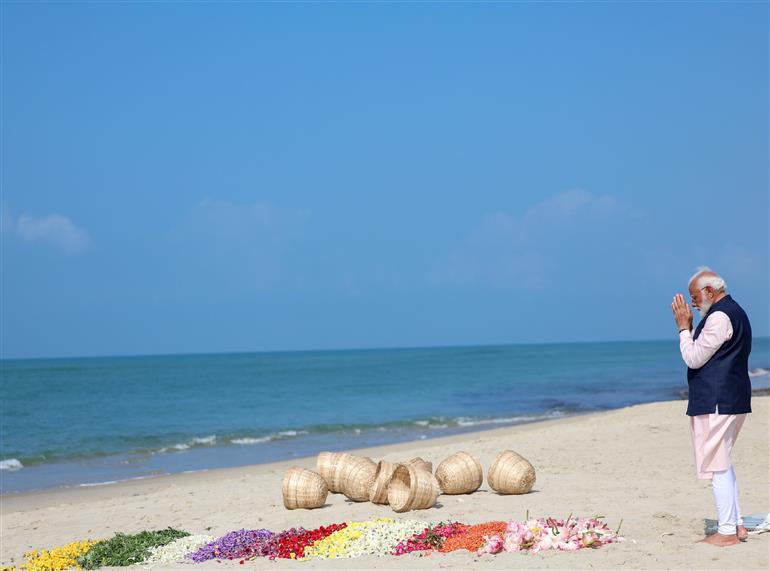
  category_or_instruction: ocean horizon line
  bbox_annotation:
[6,335,770,363]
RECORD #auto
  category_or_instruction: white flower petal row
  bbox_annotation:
[143,534,216,565]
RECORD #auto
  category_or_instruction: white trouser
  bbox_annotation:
[712,465,744,535]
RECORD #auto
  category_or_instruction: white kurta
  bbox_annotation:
[678,310,746,479]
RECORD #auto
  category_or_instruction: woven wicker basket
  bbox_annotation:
[404,457,433,473]
[282,467,328,510]
[369,460,397,504]
[316,451,349,493]
[487,450,536,494]
[338,454,377,502]
[435,451,483,494]
[387,463,440,512]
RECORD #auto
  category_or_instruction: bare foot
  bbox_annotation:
[698,533,740,547]
[736,524,748,542]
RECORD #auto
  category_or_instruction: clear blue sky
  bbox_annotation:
[2,2,768,359]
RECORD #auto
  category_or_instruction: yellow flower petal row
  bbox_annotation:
[302,518,426,560]
[303,519,385,559]
[17,540,97,571]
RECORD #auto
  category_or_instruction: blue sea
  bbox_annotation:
[2,339,768,494]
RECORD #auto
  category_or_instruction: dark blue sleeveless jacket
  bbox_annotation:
[686,295,752,416]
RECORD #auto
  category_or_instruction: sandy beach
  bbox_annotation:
[2,397,768,570]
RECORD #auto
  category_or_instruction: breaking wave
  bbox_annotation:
[0,458,23,471]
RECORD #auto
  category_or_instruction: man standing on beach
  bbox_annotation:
[671,267,752,547]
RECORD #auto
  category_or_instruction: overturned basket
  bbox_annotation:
[435,451,483,494]
[387,463,440,512]
[338,454,377,502]
[404,457,433,473]
[317,451,348,493]
[488,450,536,494]
[369,460,398,504]
[316,451,377,502]
[282,467,328,510]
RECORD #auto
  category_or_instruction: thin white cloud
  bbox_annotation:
[523,189,619,224]
[168,199,313,293]
[16,213,90,254]
[186,199,311,246]
[427,189,632,289]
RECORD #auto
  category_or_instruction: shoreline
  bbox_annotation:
[0,408,602,497]
[1,406,599,506]
[6,387,770,497]
[3,397,768,570]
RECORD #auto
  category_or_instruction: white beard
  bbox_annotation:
[698,299,713,317]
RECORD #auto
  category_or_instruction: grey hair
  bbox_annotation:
[688,266,728,292]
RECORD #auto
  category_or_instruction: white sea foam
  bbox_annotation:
[454,411,564,427]
[749,367,769,378]
[156,435,218,454]
[231,436,271,445]
[230,430,307,445]
[277,430,308,437]
[0,458,23,471]
[79,480,118,487]
[77,475,157,488]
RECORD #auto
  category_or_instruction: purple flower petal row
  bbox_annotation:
[187,529,273,562]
